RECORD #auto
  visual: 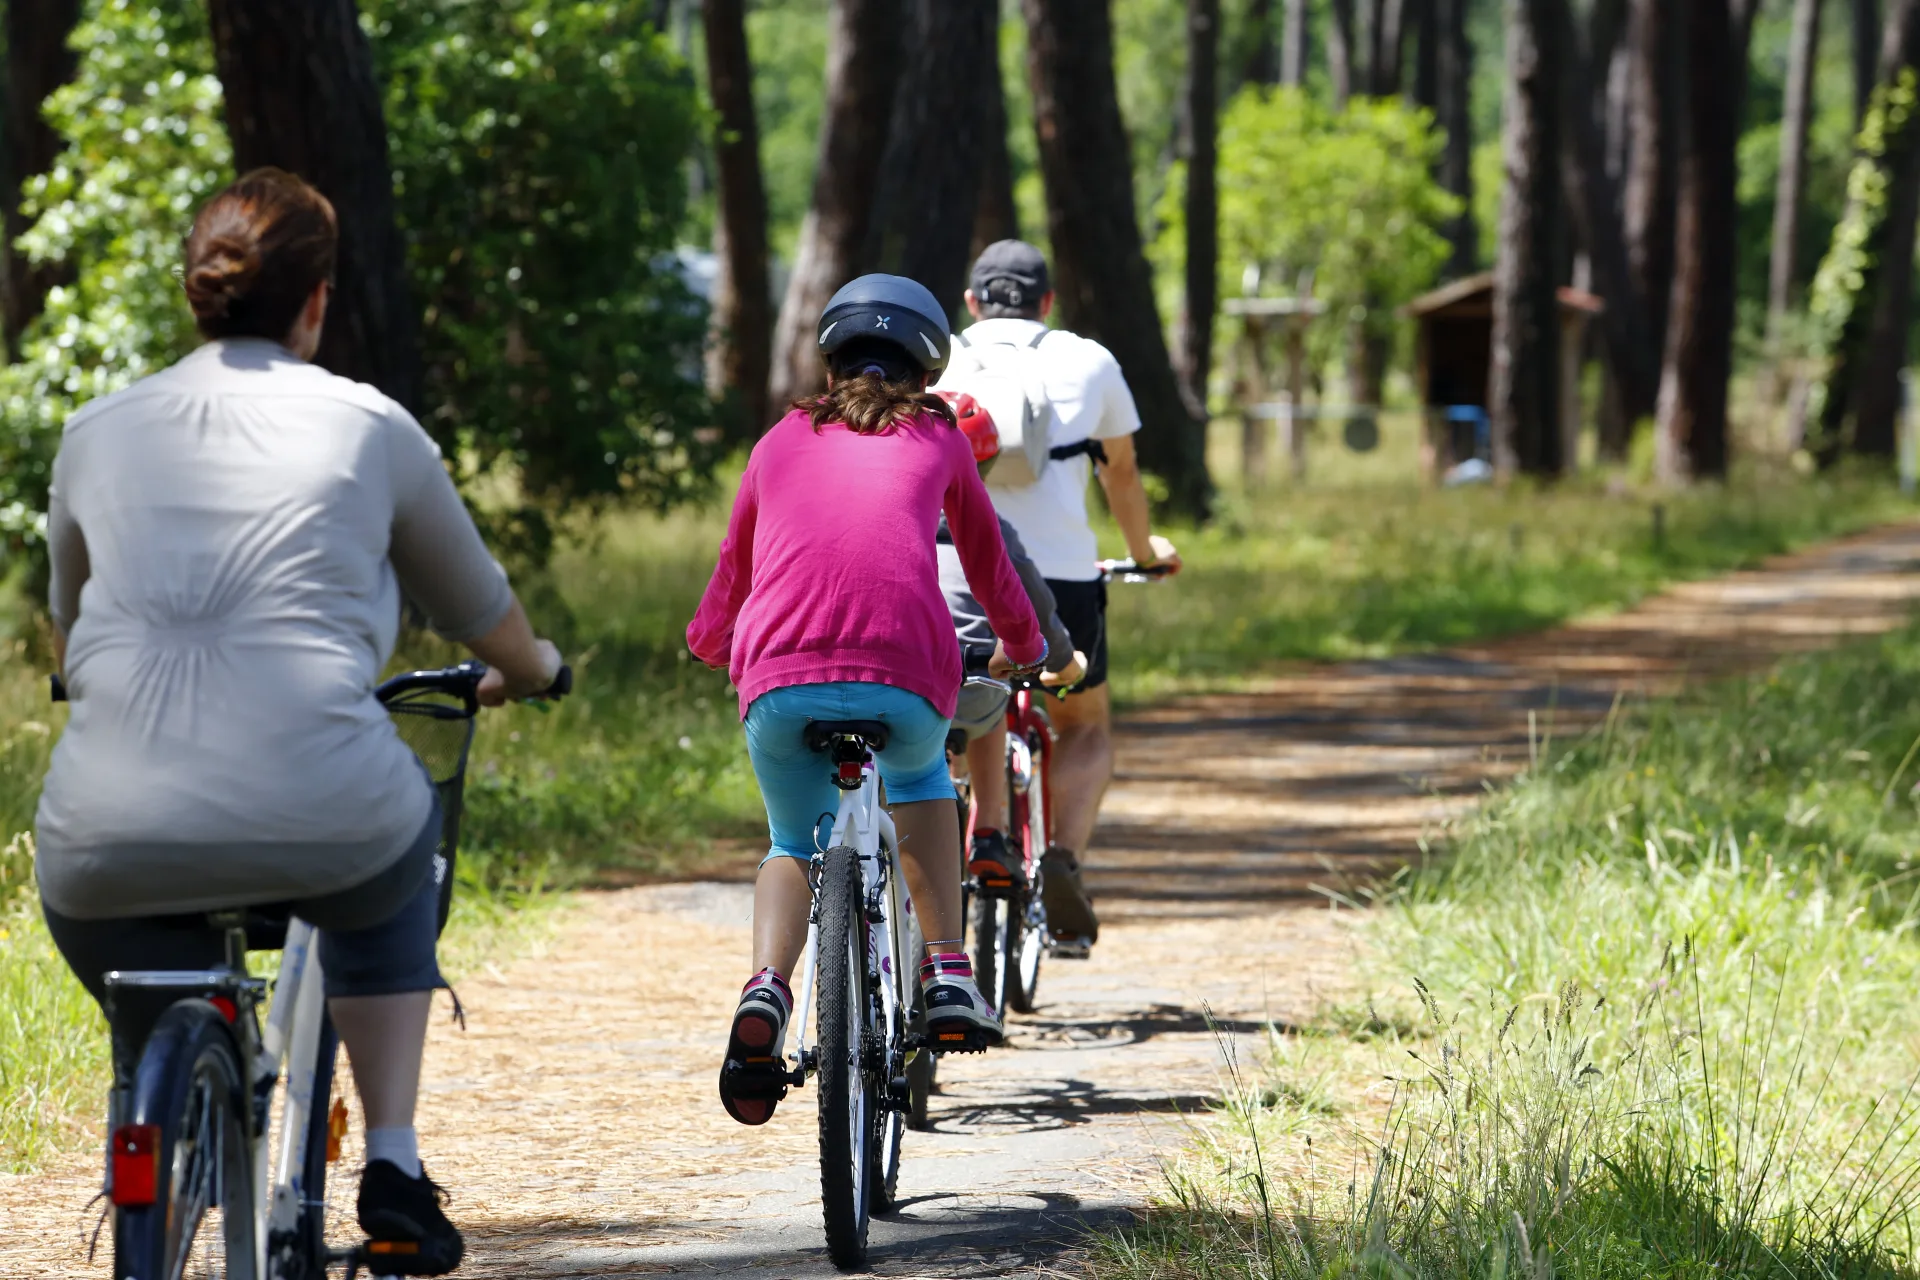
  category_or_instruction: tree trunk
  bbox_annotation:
[1655,0,1747,483]
[1177,0,1219,420]
[1280,0,1308,86]
[1329,0,1357,104]
[207,0,420,410]
[871,0,997,325]
[767,0,902,406]
[1023,0,1211,516]
[2,0,82,358]
[1245,0,1280,86]
[1766,0,1824,360]
[1857,0,1885,126]
[1604,0,1679,460]
[973,37,1021,260]
[1560,0,1658,428]
[1491,0,1564,478]
[1817,0,1920,461]
[1436,0,1476,276]
[1351,0,1411,96]
[1414,0,1439,113]
[702,0,773,436]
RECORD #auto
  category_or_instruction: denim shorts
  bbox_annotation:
[44,801,446,1008]
[745,681,955,864]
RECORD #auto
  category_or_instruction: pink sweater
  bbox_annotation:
[689,409,1046,718]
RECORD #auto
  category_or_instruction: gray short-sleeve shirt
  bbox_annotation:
[35,338,515,920]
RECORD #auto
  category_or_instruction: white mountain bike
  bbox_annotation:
[89,660,567,1280]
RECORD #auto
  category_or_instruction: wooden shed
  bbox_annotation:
[1402,272,1604,479]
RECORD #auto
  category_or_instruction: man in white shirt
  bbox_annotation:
[940,240,1181,952]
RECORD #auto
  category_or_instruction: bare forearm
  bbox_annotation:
[1099,463,1157,564]
[465,596,558,697]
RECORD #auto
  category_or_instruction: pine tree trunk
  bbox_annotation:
[1177,0,1219,419]
[207,0,420,411]
[973,38,1021,260]
[1818,0,1920,460]
[1329,0,1357,104]
[702,0,773,436]
[1246,0,1280,86]
[1023,0,1211,516]
[1560,0,1658,429]
[2,0,81,358]
[1767,0,1824,360]
[1360,0,1409,95]
[1604,0,1679,460]
[1414,0,1439,113]
[1280,0,1308,86]
[1491,0,1564,478]
[767,0,902,406]
[872,0,997,325]
[1857,0,1885,125]
[1436,0,1476,276]
[1656,0,1746,483]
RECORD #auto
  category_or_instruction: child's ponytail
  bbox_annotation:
[794,338,958,435]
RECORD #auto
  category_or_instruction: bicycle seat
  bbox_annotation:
[805,720,890,753]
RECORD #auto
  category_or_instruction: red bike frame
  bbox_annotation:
[1004,686,1054,883]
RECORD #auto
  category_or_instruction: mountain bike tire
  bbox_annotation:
[969,892,1012,1016]
[814,844,876,1270]
[113,1002,259,1280]
[1007,749,1044,1014]
[903,907,936,1131]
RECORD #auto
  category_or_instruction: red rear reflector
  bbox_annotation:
[838,761,861,786]
[208,996,238,1023]
[110,1124,161,1206]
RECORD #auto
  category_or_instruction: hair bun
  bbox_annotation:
[182,235,262,321]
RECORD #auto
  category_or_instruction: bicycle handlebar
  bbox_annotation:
[960,648,1052,694]
[1097,558,1176,583]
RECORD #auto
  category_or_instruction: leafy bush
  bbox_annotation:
[0,0,717,590]
[0,0,229,575]
[367,0,719,555]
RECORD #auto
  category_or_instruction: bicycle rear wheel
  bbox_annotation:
[1007,746,1045,1014]
[113,1003,258,1280]
[815,845,877,1270]
[970,891,1013,1016]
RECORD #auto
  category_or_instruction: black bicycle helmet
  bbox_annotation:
[817,274,951,374]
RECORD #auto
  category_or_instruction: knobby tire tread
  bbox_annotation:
[815,845,871,1270]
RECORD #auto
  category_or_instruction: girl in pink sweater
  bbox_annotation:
[689,275,1046,1126]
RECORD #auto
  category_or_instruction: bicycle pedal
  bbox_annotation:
[927,1025,997,1055]
[1048,939,1093,960]
[721,1056,792,1100]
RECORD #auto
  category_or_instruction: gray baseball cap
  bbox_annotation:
[969,240,1050,309]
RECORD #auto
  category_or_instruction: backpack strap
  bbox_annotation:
[1026,327,1051,350]
[953,331,972,349]
[1049,438,1107,466]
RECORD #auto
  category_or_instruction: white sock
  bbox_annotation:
[364,1126,421,1178]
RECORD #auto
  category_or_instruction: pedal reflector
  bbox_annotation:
[110,1124,161,1206]
[326,1097,349,1162]
[368,1241,421,1255]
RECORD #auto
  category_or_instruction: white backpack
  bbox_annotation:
[944,328,1057,488]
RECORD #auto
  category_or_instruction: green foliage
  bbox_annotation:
[0,0,229,567]
[367,0,718,538]
[1167,87,1458,369]
[1808,69,1920,363]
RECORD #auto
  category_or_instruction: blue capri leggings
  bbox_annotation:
[745,682,956,864]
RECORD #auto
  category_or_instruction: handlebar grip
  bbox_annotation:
[539,664,573,700]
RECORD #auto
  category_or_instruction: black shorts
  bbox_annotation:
[1045,578,1108,692]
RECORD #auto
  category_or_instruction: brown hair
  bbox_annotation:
[794,339,958,435]
[182,167,338,341]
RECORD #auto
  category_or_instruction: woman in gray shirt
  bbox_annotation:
[36,168,562,1273]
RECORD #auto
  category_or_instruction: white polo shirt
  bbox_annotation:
[940,318,1141,582]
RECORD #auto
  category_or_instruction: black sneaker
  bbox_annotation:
[356,1160,463,1276]
[1041,846,1099,949]
[718,968,792,1125]
[968,829,1028,897]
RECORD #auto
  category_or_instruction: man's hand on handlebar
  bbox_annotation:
[1141,533,1183,576]
[477,638,565,706]
[1041,650,1089,690]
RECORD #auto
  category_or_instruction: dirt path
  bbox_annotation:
[10,522,1920,1279]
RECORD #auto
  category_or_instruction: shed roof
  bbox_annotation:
[1400,271,1605,319]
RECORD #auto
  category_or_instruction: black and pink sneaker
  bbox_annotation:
[919,953,1003,1053]
[718,967,793,1125]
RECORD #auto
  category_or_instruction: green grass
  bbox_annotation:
[1092,619,1920,1278]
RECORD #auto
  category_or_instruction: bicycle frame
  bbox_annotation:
[258,918,330,1277]
[790,761,909,1064]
